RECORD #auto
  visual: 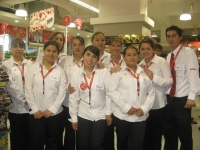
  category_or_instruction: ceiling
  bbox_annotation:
[0,0,200,40]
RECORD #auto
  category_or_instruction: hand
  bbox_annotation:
[68,83,75,94]
[184,99,195,108]
[106,115,113,126]
[135,108,144,116]
[72,122,78,130]
[141,66,154,80]
[42,110,53,118]
[23,97,28,105]
[127,107,137,115]
[34,110,43,119]
[97,62,105,69]
[110,66,122,74]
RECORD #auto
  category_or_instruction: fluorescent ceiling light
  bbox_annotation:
[15,4,27,17]
[68,22,76,28]
[180,12,191,21]
[151,34,157,37]
[15,20,19,22]
[70,0,99,13]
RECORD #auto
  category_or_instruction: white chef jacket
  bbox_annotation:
[166,45,199,100]
[35,51,66,65]
[25,61,67,116]
[109,65,155,122]
[59,55,83,107]
[106,55,126,71]
[2,56,33,114]
[69,66,112,122]
[139,54,173,109]
[99,51,111,68]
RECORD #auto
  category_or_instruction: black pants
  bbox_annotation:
[76,116,107,150]
[113,115,146,150]
[103,122,115,150]
[9,112,30,150]
[164,95,193,150]
[28,112,64,150]
[143,107,165,150]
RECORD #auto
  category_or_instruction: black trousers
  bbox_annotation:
[143,107,165,150]
[9,112,30,150]
[164,95,193,150]
[28,112,64,150]
[76,116,107,150]
[103,122,115,150]
[113,115,146,150]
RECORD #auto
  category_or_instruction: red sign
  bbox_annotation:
[1,22,8,32]
[62,15,71,26]
[75,18,82,30]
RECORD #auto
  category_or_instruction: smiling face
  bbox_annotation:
[11,44,24,58]
[52,34,64,51]
[123,47,139,68]
[43,44,58,64]
[92,34,105,52]
[166,30,182,50]
[83,50,98,70]
[109,41,122,57]
[72,38,84,56]
[140,43,154,61]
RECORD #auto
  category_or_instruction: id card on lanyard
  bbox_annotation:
[16,64,25,92]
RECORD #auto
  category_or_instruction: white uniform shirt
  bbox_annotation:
[109,65,155,122]
[69,66,112,122]
[166,45,199,100]
[25,61,67,116]
[2,57,33,114]
[59,55,83,107]
[35,51,66,65]
[106,55,126,71]
[139,55,173,109]
[99,51,111,68]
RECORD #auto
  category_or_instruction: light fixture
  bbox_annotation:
[180,12,191,21]
[15,20,19,22]
[68,22,76,28]
[77,33,80,35]
[87,35,90,37]
[52,28,55,30]
[15,4,27,17]
[70,0,99,13]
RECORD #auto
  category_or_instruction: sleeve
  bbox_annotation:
[109,72,132,113]
[103,69,112,115]
[69,72,81,122]
[35,52,43,63]
[48,69,67,113]
[1,63,25,105]
[140,81,155,115]
[186,50,200,100]
[25,65,40,113]
[152,60,173,89]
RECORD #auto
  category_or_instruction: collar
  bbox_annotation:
[39,60,57,69]
[171,44,182,55]
[122,65,144,74]
[140,54,158,66]
[81,65,98,75]
[109,55,123,62]
[11,56,27,66]
[72,54,83,63]
[100,51,110,61]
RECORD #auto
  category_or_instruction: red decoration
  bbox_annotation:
[62,15,72,26]
[1,22,8,32]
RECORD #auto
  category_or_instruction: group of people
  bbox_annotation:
[1,25,199,150]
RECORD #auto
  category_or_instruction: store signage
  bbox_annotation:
[30,7,54,32]
[1,22,8,32]
[62,15,72,26]
[75,18,82,30]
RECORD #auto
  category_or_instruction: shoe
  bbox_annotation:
[191,120,197,124]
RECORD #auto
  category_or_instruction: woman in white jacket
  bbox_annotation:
[109,46,155,150]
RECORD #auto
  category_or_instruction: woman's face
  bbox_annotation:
[11,44,24,58]
[92,34,105,52]
[52,34,64,51]
[123,48,139,67]
[109,41,122,56]
[140,43,154,60]
[43,44,58,63]
[83,50,98,69]
[72,38,84,56]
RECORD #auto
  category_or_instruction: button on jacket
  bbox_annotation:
[25,61,67,115]
[166,45,199,100]
[69,66,112,123]
[2,56,33,114]
[60,55,83,107]
[139,55,173,109]
[109,65,155,122]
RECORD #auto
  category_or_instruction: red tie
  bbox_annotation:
[170,53,176,98]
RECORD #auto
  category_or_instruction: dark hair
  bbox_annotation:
[166,25,182,37]
[49,32,65,51]
[11,38,25,48]
[72,36,85,45]
[123,46,139,56]
[83,45,100,61]
[91,31,105,42]
[108,37,123,46]
[139,39,155,50]
[154,44,163,51]
[43,40,60,54]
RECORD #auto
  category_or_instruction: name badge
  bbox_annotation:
[51,76,59,81]
[96,84,104,90]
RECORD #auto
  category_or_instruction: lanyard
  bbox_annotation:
[74,59,83,68]
[41,65,54,94]
[56,57,60,64]
[83,71,95,105]
[110,60,122,66]
[127,69,140,97]
[16,64,25,91]
[146,62,153,69]
[170,45,183,70]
